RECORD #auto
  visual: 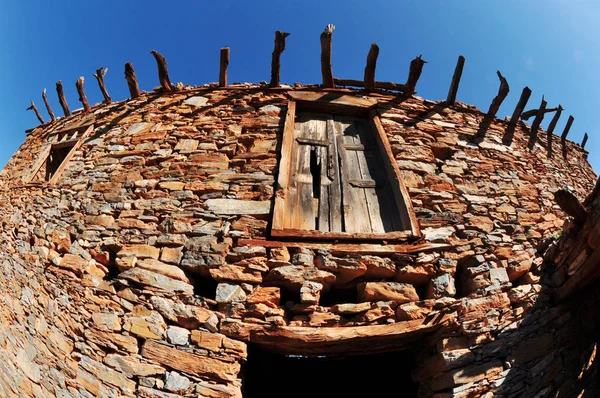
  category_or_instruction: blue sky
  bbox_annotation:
[1,1,599,172]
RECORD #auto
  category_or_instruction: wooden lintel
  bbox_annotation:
[151,50,174,92]
[219,47,230,87]
[508,86,531,127]
[486,71,509,117]
[124,62,141,99]
[405,55,426,96]
[42,89,56,121]
[94,67,112,104]
[546,105,563,158]
[320,24,335,88]
[237,239,448,255]
[75,76,91,113]
[363,43,380,92]
[581,132,589,149]
[55,80,71,117]
[26,100,44,124]
[270,31,290,88]
[333,78,407,92]
[528,96,547,149]
[270,228,414,241]
[446,55,465,105]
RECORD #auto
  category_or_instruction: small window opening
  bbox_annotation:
[45,141,77,181]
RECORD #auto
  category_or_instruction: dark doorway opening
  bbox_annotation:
[243,345,420,398]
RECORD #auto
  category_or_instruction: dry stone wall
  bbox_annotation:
[0,84,596,397]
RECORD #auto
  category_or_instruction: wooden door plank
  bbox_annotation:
[310,117,330,232]
[292,117,318,230]
[337,119,371,233]
[327,119,343,232]
[272,101,297,231]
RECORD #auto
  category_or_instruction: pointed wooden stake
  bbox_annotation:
[219,47,230,87]
[363,43,380,92]
[546,104,563,158]
[124,62,141,99]
[405,55,426,96]
[151,50,174,92]
[581,133,589,149]
[75,76,91,112]
[561,115,574,159]
[94,67,112,104]
[528,96,547,149]
[26,100,44,124]
[508,87,532,128]
[446,55,465,105]
[56,81,70,117]
[42,89,55,121]
[320,24,335,88]
[270,31,290,88]
[486,71,509,117]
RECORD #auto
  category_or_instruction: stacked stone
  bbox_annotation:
[0,83,595,397]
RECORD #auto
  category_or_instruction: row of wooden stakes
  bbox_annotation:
[25,24,589,155]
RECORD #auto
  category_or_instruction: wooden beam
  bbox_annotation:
[446,55,465,105]
[363,43,379,92]
[26,100,44,124]
[561,115,574,142]
[546,105,563,158]
[93,67,111,104]
[150,50,174,92]
[49,125,94,185]
[520,106,560,121]
[269,31,290,88]
[554,189,588,224]
[405,55,426,96]
[219,47,230,87]
[55,81,70,117]
[528,96,547,149]
[75,76,91,113]
[581,133,589,149]
[320,24,335,88]
[333,78,407,92]
[42,89,55,121]
[486,71,509,117]
[508,86,531,127]
[124,62,141,99]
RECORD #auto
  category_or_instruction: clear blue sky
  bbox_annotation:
[1,1,599,172]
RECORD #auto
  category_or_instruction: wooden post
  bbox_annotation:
[554,189,587,224]
[446,55,465,105]
[56,81,70,117]
[124,62,141,99]
[405,55,426,96]
[94,67,112,104]
[508,87,532,127]
[42,89,55,121]
[486,71,509,117]
[270,31,290,88]
[151,50,174,92]
[26,100,44,124]
[363,43,379,92]
[546,105,563,158]
[75,76,91,113]
[581,133,589,149]
[528,96,547,149]
[320,24,335,88]
[561,115,574,159]
[219,47,230,87]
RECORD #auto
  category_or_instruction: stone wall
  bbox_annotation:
[0,84,596,397]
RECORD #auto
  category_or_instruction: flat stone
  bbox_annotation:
[165,371,191,393]
[423,226,455,242]
[92,313,121,332]
[358,282,419,304]
[166,326,191,346]
[215,283,247,303]
[118,267,194,294]
[104,354,166,377]
[300,281,323,304]
[331,302,372,315]
[205,199,271,215]
[246,287,280,308]
[184,96,209,107]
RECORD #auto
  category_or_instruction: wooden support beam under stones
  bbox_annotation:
[554,189,588,224]
[26,100,44,124]
[332,78,407,92]
[581,133,589,149]
[363,43,379,92]
[219,47,230,87]
[528,96,547,149]
[561,115,574,159]
[75,76,91,112]
[546,105,563,158]
[405,55,426,96]
[270,31,290,88]
[124,62,141,99]
[151,50,174,92]
[55,81,70,117]
[446,55,465,105]
[486,71,509,117]
[320,24,335,88]
[94,67,112,104]
[42,89,55,121]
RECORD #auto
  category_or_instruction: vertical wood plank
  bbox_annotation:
[320,24,335,88]
[293,117,316,230]
[272,102,296,231]
[270,31,290,88]
[313,117,331,232]
[363,43,379,92]
[446,55,465,105]
[327,118,343,232]
[219,47,230,87]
